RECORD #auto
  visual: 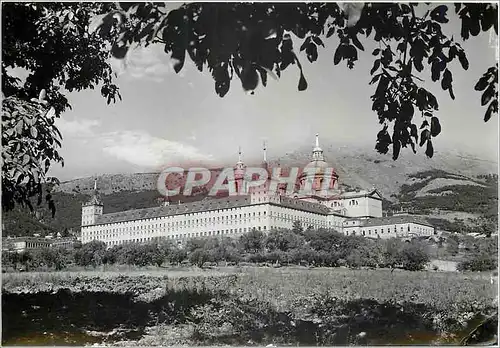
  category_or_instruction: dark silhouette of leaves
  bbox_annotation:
[425,139,434,158]
[430,117,441,137]
[298,71,308,91]
[430,5,449,23]
[419,129,430,147]
[485,100,498,122]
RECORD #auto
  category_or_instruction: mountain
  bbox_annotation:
[2,144,497,237]
[272,143,498,200]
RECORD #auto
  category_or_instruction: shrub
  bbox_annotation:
[399,241,430,271]
[458,253,498,272]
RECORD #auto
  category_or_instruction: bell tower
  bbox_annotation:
[233,147,246,194]
[81,178,103,226]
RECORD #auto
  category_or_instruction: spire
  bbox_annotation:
[263,140,267,162]
[84,176,103,206]
[312,132,324,161]
[235,146,245,171]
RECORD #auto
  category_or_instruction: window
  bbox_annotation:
[408,225,410,232]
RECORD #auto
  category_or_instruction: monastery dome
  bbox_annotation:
[304,159,329,170]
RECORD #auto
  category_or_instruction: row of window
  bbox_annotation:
[84,226,268,244]
[346,225,433,237]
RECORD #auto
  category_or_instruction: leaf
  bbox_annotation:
[419,129,430,147]
[448,85,455,100]
[326,26,335,38]
[334,45,344,65]
[458,51,469,70]
[425,139,434,158]
[30,126,38,138]
[475,76,490,91]
[306,43,318,63]
[369,74,381,85]
[300,37,311,52]
[370,59,381,75]
[430,117,441,137]
[111,43,128,59]
[401,102,414,121]
[214,65,230,97]
[312,36,324,47]
[392,139,401,160]
[481,85,496,106]
[258,68,267,87]
[484,99,498,122]
[430,5,449,23]
[15,121,23,134]
[397,42,406,53]
[431,62,441,82]
[441,69,452,91]
[38,89,46,101]
[351,34,364,51]
[298,71,308,91]
[470,17,481,36]
[410,124,418,141]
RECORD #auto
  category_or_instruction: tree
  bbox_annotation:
[18,250,33,271]
[167,244,187,265]
[239,228,265,253]
[292,220,304,235]
[265,229,304,252]
[189,248,209,268]
[2,3,122,213]
[74,240,106,267]
[457,252,498,272]
[101,2,497,161]
[34,247,67,270]
[305,228,343,252]
[2,251,19,271]
[399,240,430,271]
[446,234,460,256]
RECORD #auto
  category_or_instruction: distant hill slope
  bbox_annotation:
[3,144,497,237]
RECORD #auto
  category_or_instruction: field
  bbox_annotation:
[2,267,498,346]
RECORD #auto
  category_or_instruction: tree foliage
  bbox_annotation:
[101,2,497,160]
[2,2,122,213]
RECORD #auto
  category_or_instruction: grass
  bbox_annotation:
[3,266,497,346]
[3,266,496,311]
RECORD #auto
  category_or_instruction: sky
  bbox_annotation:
[36,3,499,181]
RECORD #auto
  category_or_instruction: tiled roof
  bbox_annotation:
[277,196,331,215]
[359,215,434,228]
[95,195,252,225]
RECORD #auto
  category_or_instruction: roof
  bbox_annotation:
[341,189,382,200]
[304,160,330,170]
[94,195,252,225]
[359,215,434,228]
[276,196,331,215]
[83,192,103,206]
[2,237,53,243]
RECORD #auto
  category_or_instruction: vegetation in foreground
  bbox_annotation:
[2,267,497,346]
[3,226,497,274]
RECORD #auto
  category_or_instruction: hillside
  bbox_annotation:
[3,144,497,237]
